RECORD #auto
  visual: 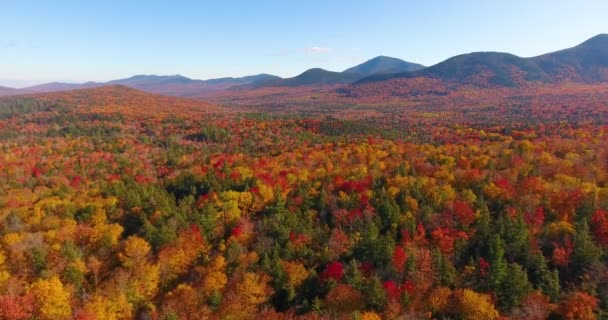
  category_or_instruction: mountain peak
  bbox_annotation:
[580,33,608,46]
[343,56,424,76]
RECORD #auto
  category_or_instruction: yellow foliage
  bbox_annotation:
[119,236,151,268]
[428,287,452,312]
[545,221,575,238]
[281,260,308,289]
[3,232,24,246]
[256,181,275,204]
[237,272,272,307]
[83,294,132,320]
[202,256,228,295]
[361,311,382,320]
[453,289,499,320]
[129,262,160,302]
[29,276,72,320]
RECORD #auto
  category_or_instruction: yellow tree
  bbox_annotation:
[237,272,273,310]
[452,289,499,320]
[29,276,72,320]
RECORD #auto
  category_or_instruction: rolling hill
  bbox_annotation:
[254,56,424,87]
[0,74,280,98]
[0,86,17,95]
[2,34,607,97]
[25,85,225,113]
[343,55,424,76]
[358,34,608,87]
[532,33,608,82]
[108,74,281,96]
[254,68,362,87]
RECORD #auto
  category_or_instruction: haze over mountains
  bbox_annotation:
[1,34,607,98]
[7,74,281,98]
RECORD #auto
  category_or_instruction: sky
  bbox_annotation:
[1,0,607,87]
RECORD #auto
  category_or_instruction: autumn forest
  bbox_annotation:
[2,33,608,320]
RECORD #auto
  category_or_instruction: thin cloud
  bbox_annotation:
[304,46,333,55]
[2,41,18,48]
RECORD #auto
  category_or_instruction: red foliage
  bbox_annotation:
[231,225,243,237]
[591,209,608,248]
[392,246,407,272]
[453,200,476,226]
[525,207,545,235]
[402,279,415,295]
[431,227,469,255]
[383,280,401,300]
[552,239,573,267]
[479,258,490,276]
[0,294,35,320]
[321,261,344,281]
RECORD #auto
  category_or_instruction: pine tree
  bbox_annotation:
[365,276,387,310]
[432,248,456,286]
[497,263,533,312]
[488,234,508,291]
[529,253,561,302]
[571,220,602,277]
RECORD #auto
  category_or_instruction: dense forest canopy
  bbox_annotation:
[0,86,607,319]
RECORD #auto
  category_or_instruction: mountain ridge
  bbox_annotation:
[357,34,608,87]
[2,34,608,97]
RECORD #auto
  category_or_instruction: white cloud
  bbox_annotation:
[304,46,333,55]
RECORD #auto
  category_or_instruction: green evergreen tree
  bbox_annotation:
[432,248,456,286]
[529,253,561,302]
[365,276,387,310]
[571,220,602,277]
[488,234,508,291]
[497,263,533,312]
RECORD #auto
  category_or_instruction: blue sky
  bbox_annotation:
[1,0,607,87]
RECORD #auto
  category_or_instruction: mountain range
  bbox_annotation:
[359,34,608,87]
[1,34,607,98]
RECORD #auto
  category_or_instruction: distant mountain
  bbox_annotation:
[19,82,100,94]
[358,34,608,87]
[343,56,424,76]
[3,34,608,97]
[532,33,608,82]
[359,52,550,87]
[419,52,550,86]
[0,86,17,96]
[204,74,280,85]
[108,74,193,86]
[255,56,424,87]
[257,68,362,87]
[108,74,281,96]
[1,74,280,98]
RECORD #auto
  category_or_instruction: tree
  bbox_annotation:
[392,246,407,273]
[324,284,364,315]
[320,261,344,282]
[512,291,551,320]
[237,272,273,309]
[29,276,72,320]
[488,234,508,291]
[452,289,499,320]
[0,294,34,320]
[497,263,532,312]
[365,276,387,310]
[571,220,601,277]
[360,311,382,320]
[201,255,228,298]
[431,248,456,286]
[529,254,560,302]
[557,291,598,320]
[119,236,151,269]
[427,287,452,314]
